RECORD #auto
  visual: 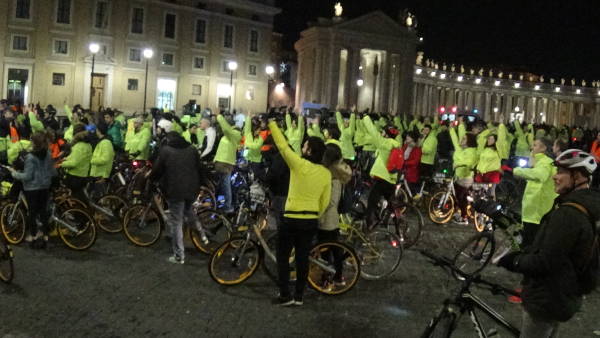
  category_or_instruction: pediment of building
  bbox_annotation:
[334,11,411,39]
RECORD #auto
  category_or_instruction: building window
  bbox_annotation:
[129,48,141,62]
[54,39,69,55]
[94,0,110,29]
[128,79,138,91]
[162,53,174,66]
[192,84,202,96]
[56,0,71,24]
[131,7,144,34]
[164,13,176,39]
[52,73,65,86]
[222,60,233,73]
[223,24,233,48]
[193,56,205,70]
[249,30,259,53]
[12,35,28,51]
[15,0,31,19]
[195,19,206,44]
[245,87,255,101]
[248,64,257,76]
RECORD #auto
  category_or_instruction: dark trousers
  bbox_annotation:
[366,179,395,227]
[522,222,540,249]
[277,217,318,298]
[592,167,600,189]
[64,174,88,203]
[454,183,470,218]
[317,229,343,280]
[24,189,50,236]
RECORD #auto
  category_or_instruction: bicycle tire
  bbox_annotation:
[123,204,164,247]
[57,208,97,251]
[384,204,424,249]
[307,241,360,295]
[472,211,488,233]
[189,210,232,255]
[195,186,217,211]
[356,230,403,280]
[421,308,457,338]
[56,197,88,213]
[428,191,456,224]
[0,240,14,283]
[0,203,26,245]
[452,231,496,279]
[95,195,128,233]
[208,238,263,285]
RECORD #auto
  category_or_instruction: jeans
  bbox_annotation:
[24,189,50,236]
[218,172,233,212]
[277,217,318,298]
[520,310,560,338]
[167,199,201,260]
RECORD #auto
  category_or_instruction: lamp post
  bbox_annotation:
[227,61,238,113]
[265,65,274,110]
[88,43,100,111]
[142,48,154,114]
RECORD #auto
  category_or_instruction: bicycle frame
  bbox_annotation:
[435,178,457,209]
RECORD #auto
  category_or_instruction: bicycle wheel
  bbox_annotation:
[307,241,360,295]
[356,230,403,280]
[56,197,87,212]
[385,204,424,249]
[1,204,26,245]
[0,240,14,283]
[422,308,457,338]
[208,238,263,285]
[95,195,128,233]
[452,231,495,278]
[189,210,232,255]
[428,191,455,224]
[123,204,163,247]
[195,186,216,211]
[57,208,97,250]
[472,211,489,233]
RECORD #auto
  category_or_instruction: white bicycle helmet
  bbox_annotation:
[554,149,597,175]
[157,119,173,133]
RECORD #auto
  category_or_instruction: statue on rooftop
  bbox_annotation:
[498,71,503,78]
[489,69,493,77]
[550,78,555,84]
[571,78,576,86]
[540,75,544,82]
[415,52,423,65]
[561,78,565,85]
[582,79,586,87]
[451,64,456,72]
[460,65,465,73]
[334,2,343,17]
[426,59,431,67]
[508,73,513,80]
[442,63,447,71]
[470,69,474,75]
[519,74,524,80]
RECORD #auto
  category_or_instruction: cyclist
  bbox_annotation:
[89,123,115,196]
[335,110,356,162]
[497,149,599,337]
[59,124,92,202]
[124,117,151,161]
[449,125,478,225]
[419,124,438,185]
[243,112,264,179]
[198,117,216,160]
[475,127,505,197]
[362,116,400,228]
[103,110,123,151]
[213,114,241,215]
[284,111,304,154]
[269,120,330,306]
[8,132,56,248]
[398,130,423,195]
[511,138,557,247]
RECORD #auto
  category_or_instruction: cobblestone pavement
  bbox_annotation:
[2,219,599,337]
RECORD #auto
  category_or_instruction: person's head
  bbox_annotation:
[421,125,432,137]
[157,119,173,135]
[405,131,420,147]
[322,143,342,168]
[324,126,341,141]
[302,136,326,164]
[200,117,212,130]
[532,138,553,157]
[3,109,14,120]
[31,132,48,152]
[553,138,568,157]
[103,110,115,125]
[73,123,86,136]
[133,117,144,131]
[382,125,399,139]
[486,134,497,148]
[461,133,477,148]
[471,123,484,135]
[553,149,597,195]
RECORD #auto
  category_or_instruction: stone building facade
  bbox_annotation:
[0,0,280,114]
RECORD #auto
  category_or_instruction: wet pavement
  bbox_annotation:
[2,219,599,337]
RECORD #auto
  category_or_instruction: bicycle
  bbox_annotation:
[339,214,403,280]
[208,216,361,295]
[0,237,14,283]
[376,196,424,249]
[419,249,521,337]
[83,180,128,234]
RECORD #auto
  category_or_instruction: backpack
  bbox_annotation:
[562,202,599,295]
[386,147,404,173]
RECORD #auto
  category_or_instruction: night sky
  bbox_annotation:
[274,0,600,82]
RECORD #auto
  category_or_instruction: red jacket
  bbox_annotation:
[399,145,422,183]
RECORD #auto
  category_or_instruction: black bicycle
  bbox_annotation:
[419,249,520,338]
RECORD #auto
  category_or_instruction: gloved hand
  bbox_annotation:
[497,251,521,272]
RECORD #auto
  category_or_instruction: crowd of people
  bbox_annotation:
[1,98,599,337]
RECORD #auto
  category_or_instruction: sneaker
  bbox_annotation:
[274,294,294,306]
[167,256,184,265]
[454,218,469,226]
[334,277,346,287]
[49,228,58,237]
[293,296,303,306]
[25,235,33,243]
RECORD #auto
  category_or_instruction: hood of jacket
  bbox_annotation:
[559,188,600,222]
[329,161,352,184]
[72,131,90,144]
[165,131,190,149]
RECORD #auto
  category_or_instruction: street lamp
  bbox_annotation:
[356,79,364,87]
[228,61,238,113]
[142,48,153,114]
[88,43,100,110]
[265,65,275,109]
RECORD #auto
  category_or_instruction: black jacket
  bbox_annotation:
[518,188,600,322]
[265,150,289,197]
[150,132,202,201]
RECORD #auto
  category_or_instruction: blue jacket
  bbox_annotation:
[12,151,57,191]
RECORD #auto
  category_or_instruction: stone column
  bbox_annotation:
[345,47,361,109]
[379,51,392,112]
[326,45,342,109]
